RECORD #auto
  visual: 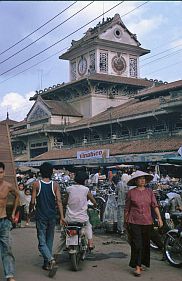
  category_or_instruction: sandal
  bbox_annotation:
[134,271,141,277]
[134,266,141,277]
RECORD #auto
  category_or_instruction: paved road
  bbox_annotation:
[0,226,181,281]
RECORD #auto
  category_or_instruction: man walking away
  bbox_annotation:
[29,162,65,278]
[0,162,19,281]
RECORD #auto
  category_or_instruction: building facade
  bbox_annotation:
[10,14,182,167]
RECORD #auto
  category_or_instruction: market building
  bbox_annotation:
[9,14,182,168]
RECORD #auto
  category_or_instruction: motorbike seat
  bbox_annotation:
[67,221,87,227]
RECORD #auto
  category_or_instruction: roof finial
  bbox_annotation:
[7,111,9,120]
[102,1,105,23]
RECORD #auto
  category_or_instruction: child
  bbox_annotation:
[24,188,31,226]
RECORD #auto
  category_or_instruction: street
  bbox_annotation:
[0,225,181,281]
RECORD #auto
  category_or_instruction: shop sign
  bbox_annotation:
[77,149,109,159]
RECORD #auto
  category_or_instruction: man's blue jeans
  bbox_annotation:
[36,218,56,266]
[0,218,15,279]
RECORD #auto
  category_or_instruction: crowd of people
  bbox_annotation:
[0,161,182,280]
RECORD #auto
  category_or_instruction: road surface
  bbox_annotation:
[0,225,181,280]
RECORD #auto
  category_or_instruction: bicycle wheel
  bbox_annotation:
[164,231,182,268]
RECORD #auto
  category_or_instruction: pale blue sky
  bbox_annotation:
[0,1,181,121]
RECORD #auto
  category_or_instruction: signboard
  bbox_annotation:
[77,149,110,160]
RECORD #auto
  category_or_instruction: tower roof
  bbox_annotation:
[60,13,149,60]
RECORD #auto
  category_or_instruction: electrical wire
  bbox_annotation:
[0,1,94,65]
[121,1,149,18]
[0,1,77,56]
[142,60,182,76]
[141,43,182,62]
[0,47,69,85]
[0,1,150,84]
[140,48,182,68]
[0,1,125,77]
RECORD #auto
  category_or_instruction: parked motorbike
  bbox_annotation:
[164,212,182,268]
[150,199,174,250]
[65,222,89,271]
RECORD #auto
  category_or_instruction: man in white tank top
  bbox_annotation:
[65,171,96,249]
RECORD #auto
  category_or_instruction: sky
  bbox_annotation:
[0,1,181,121]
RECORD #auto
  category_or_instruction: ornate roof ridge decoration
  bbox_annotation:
[30,73,153,101]
[136,79,182,99]
[66,13,141,51]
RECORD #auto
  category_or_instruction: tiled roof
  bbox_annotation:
[32,136,182,161]
[0,119,18,126]
[11,96,169,136]
[14,154,29,162]
[66,96,166,130]
[43,100,82,117]
[136,80,182,98]
[86,74,152,88]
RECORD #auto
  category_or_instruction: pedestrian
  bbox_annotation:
[116,179,128,235]
[64,171,97,249]
[24,188,31,226]
[91,170,100,188]
[124,170,163,277]
[29,162,66,278]
[0,162,19,281]
[17,182,26,227]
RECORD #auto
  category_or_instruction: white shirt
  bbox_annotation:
[121,173,131,184]
[65,184,89,222]
[18,190,27,206]
[152,173,160,182]
[92,173,99,184]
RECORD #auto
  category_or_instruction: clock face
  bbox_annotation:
[112,55,126,74]
[78,57,87,76]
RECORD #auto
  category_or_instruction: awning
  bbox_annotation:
[159,156,182,165]
[17,166,39,173]
[106,164,134,169]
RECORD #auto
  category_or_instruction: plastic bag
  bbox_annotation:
[103,194,117,223]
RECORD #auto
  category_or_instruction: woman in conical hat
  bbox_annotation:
[124,171,163,277]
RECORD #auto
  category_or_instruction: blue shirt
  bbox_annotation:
[35,180,56,220]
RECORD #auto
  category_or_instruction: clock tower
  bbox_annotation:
[60,14,150,81]
[51,14,152,118]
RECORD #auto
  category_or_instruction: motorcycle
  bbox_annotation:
[65,221,89,271]
[150,199,174,250]
[164,212,182,268]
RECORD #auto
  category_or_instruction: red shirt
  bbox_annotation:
[124,188,158,225]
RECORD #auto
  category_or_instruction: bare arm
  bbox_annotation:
[87,191,97,208]
[9,184,19,219]
[29,181,39,213]
[54,182,66,225]
[151,190,163,228]
[154,207,163,228]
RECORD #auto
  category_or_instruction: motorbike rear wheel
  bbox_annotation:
[164,231,182,268]
[70,252,81,271]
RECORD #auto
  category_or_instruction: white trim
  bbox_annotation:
[41,180,52,184]
[37,181,41,196]
[52,181,56,197]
